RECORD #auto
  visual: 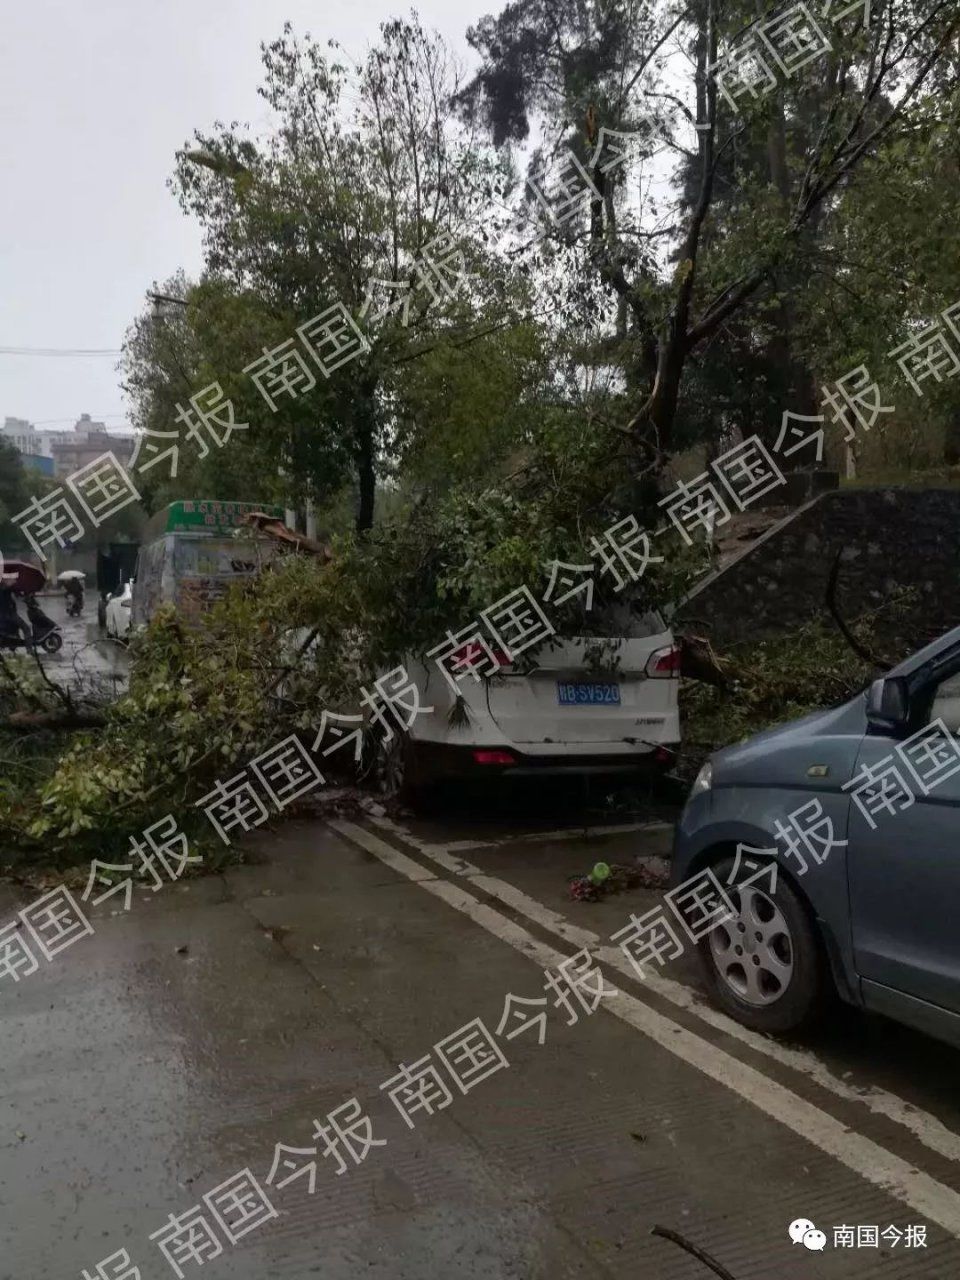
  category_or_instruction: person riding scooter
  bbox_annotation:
[24,595,62,647]
[0,587,63,654]
[0,584,30,646]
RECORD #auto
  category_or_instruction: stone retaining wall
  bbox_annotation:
[675,488,960,649]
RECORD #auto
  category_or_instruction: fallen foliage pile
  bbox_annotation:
[568,859,670,902]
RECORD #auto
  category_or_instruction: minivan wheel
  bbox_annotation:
[699,855,828,1034]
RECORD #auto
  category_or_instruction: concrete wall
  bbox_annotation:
[676,488,960,648]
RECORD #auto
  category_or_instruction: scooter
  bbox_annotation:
[0,595,63,655]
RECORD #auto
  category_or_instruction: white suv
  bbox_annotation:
[374,615,681,800]
[104,580,134,640]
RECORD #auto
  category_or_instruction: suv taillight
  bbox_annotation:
[646,644,681,677]
[473,749,517,766]
[451,643,511,670]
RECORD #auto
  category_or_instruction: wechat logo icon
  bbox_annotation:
[788,1218,827,1251]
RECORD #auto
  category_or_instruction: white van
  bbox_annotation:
[132,501,283,628]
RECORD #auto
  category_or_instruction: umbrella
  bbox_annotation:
[0,561,47,596]
[57,570,86,582]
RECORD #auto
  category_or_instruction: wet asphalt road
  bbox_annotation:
[28,592,129,695]
[3,793,960,1278]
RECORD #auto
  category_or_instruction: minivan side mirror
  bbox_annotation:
[865,676,909,731]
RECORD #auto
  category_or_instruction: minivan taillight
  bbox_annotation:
[646,644,681,677]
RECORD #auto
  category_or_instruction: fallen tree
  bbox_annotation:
[240,511,335,562]
[0,442,918,869]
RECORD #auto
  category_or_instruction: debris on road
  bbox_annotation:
[651,1224,739,1280]
[634,854,671,886]
[569,854,671,902]
[569,861,640,902]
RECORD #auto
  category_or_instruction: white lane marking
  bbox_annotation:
[508,821,672,844]
[366,814,960,1167]
[330,818,960,1236]
[440,839,500,852]
[366,815,669,855]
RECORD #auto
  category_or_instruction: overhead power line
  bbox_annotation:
[0,346,122,357]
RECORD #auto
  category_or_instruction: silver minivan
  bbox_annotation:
[673,623,960,1048]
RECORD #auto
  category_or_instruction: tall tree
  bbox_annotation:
[461,0,960,470]
[0,439,30,553]
[150,17,525,530]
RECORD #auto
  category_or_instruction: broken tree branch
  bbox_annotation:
[651,1224,739,1280]
[5,710,107,731]
[678,632,729,689]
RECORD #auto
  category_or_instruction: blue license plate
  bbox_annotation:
[556,681,621,706]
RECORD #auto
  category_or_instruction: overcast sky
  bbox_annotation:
[0,0,493,433]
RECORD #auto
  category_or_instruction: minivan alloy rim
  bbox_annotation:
[708,883,794,1006]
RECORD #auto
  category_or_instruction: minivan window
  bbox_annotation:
[929,671,960,735]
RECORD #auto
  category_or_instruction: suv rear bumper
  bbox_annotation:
[409,740,678,786]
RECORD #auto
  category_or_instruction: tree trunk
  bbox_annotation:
[648,339,686,456]
[845,441,857,479]
[6,710,106,730]
[765,92,820,457]
[353,376,378,533]
[635,0,717,463]
[356,431,375,533]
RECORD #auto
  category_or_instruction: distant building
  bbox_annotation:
[2,413,134,477]
[50,413,135,478]
[20,453,54,476]
[1,416,40,455]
